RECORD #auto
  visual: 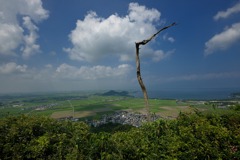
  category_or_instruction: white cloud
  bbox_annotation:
[214,2,240,21]
[152,50,174,62]
[141,47,174,62]
[204,22,240,55]
[65,3,171,62]
[0,24,23,56]
[0,63,135,93]
[0,62,133,81]
[0,0,48,57]
[163,33,175,43]
[167,37,175,43]
[0,62,27,74]
[21,16,40,59]
[0,0,49,23]
[128,2,160,23]
[55,63,133,80]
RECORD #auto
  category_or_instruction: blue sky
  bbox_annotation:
[0,0,240,93]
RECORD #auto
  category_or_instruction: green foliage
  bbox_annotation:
[90,122,134,133]
[0,111,239,159]
[0,115,90,159]
[230,104,240,111]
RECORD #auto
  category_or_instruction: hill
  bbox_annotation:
[100,90,132,97]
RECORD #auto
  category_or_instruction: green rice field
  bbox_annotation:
[0,91,230,119]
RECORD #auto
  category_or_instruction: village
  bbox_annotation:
[85,111,161,127]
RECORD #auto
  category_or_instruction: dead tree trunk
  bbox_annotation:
[135,22,176,122]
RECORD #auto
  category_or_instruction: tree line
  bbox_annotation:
[0,109,239,159]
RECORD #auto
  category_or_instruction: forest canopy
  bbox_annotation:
[0,109,239,159]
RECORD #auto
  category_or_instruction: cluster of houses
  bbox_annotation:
[85,111,161,127]
[34,103,58,111]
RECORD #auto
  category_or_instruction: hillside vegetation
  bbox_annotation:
[0,109,239,159]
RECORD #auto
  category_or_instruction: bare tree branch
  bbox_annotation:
[135,22,176,122]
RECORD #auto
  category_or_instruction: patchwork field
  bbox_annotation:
[0,91,234,119]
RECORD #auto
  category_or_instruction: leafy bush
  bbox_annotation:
[90,122,134,133]
[0,111,239,159]
[0,115,90,159]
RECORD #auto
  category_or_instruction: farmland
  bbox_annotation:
[0,91,239,120]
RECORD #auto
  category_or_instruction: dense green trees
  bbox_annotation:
[0,110,239,159]
[0,116,90,159]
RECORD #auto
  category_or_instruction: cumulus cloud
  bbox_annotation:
[0,24,23,56]
[214,2,240,21]
[0,62,27,74]
[65,3,171,62]
[0,0,48,57]
[128,2,160,23]
[55,63,133,80]
[21,16,40,58]
[204,22,240,55]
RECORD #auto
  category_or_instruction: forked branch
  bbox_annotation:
[135,22,176,122]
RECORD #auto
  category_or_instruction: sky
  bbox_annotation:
[0,0,240,93]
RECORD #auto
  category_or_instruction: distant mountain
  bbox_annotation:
[100,90,132,97]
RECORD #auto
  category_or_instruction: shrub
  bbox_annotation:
[0,111,239,159]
